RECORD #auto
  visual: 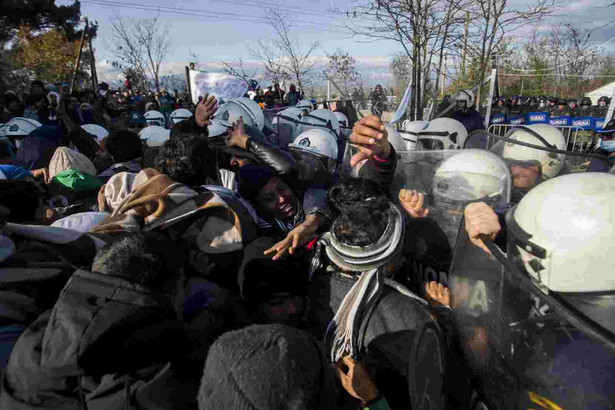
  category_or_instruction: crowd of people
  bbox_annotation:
[490,94,611,118]
[0,74,614,410]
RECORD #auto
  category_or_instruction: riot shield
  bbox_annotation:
[393,150,510,289]
[466,128,614,203]
[449,225,615,409]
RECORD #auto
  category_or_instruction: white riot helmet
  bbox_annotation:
[333,111,349,128]
[297,99,314,113]
[289,128,338,161]
[144,110,166,128]
[139,125,170,147]
[80,124,109,145]
[502,124,566,180]
[433,149,511,203]
[400,120,428,151]
[386,126,405,153]
[170,108,193,125]
[417,118,468,150]
[508,173,615,293]
[5,117,42,138]
[453,89,474,109]
[208,97,265,138]
[295,109,340,141]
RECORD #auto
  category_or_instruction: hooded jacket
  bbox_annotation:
[1,270,198,410]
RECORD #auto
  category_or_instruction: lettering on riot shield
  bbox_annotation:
[451,277,489,315]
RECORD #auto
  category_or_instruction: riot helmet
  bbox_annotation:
[81,124,109,145]
[598,96,610,107]
[417,118,468,150]
[288,128,338,174]
[139,125,170,147]
[297,99,314,115]
[295,109,340,141]
[500,124,566,186]
[209,97,265,138]
[433,149,511,206]
[144,110,166,128]
[400,120,428,151]
[508,172,615,293]
[453,89,474,111]
[580,97,592,107]
[5,117,41,138]
[170,108,193,125]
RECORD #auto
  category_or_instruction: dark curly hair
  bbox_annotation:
[332,196,390,247]
[105,130,143,163]
[327,177,388,220]
[155,135,219,186]
[91,232,186,289]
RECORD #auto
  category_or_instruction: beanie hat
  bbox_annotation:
[49,147,97,178]
[100,171,137,212]
[198,324,336,410]
[52,169,103,191]
[238,237,308,305]
[238,164,276,201]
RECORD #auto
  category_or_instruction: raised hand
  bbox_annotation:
[348,115,391,167]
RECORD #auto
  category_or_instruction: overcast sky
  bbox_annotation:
[58,0,615,83]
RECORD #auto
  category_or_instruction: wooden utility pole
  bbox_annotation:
[461,11,469,78]
[87,19,97,92]
[441,52,447,97]
[70,20,88,94]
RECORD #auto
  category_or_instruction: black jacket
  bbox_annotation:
[1,270,198,410]
[304,271,445,410]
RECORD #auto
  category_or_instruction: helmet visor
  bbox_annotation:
[417,138,445,150]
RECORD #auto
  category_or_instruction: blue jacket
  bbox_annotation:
[454,108,485,134]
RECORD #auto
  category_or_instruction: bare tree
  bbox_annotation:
[341,0,467,119]
[467,0,557,103]
[109,13,170,92]
[250,9,319,94]
[326,49,362,96]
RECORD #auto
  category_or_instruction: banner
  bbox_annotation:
[571,117,595,130]
[390,78,413,125]
[595,118,606,131]
[483,68,497,129]
[508,115,525,125]
[188,70,248,104]
[490,114,506,125]
[527,112,549,124]
[549,116,571,127]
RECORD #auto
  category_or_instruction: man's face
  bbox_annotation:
[599,100,607,107]
[375,86,382,93]
[68,97,80,110]
[257,177,298,220]
[510,164,540,190]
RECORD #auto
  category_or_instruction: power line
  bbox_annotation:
[82,0,354,35]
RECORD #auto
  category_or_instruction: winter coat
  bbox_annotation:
[1,270,198,410]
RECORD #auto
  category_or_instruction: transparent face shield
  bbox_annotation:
[465,128,615,193]
[289,148,336,182]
